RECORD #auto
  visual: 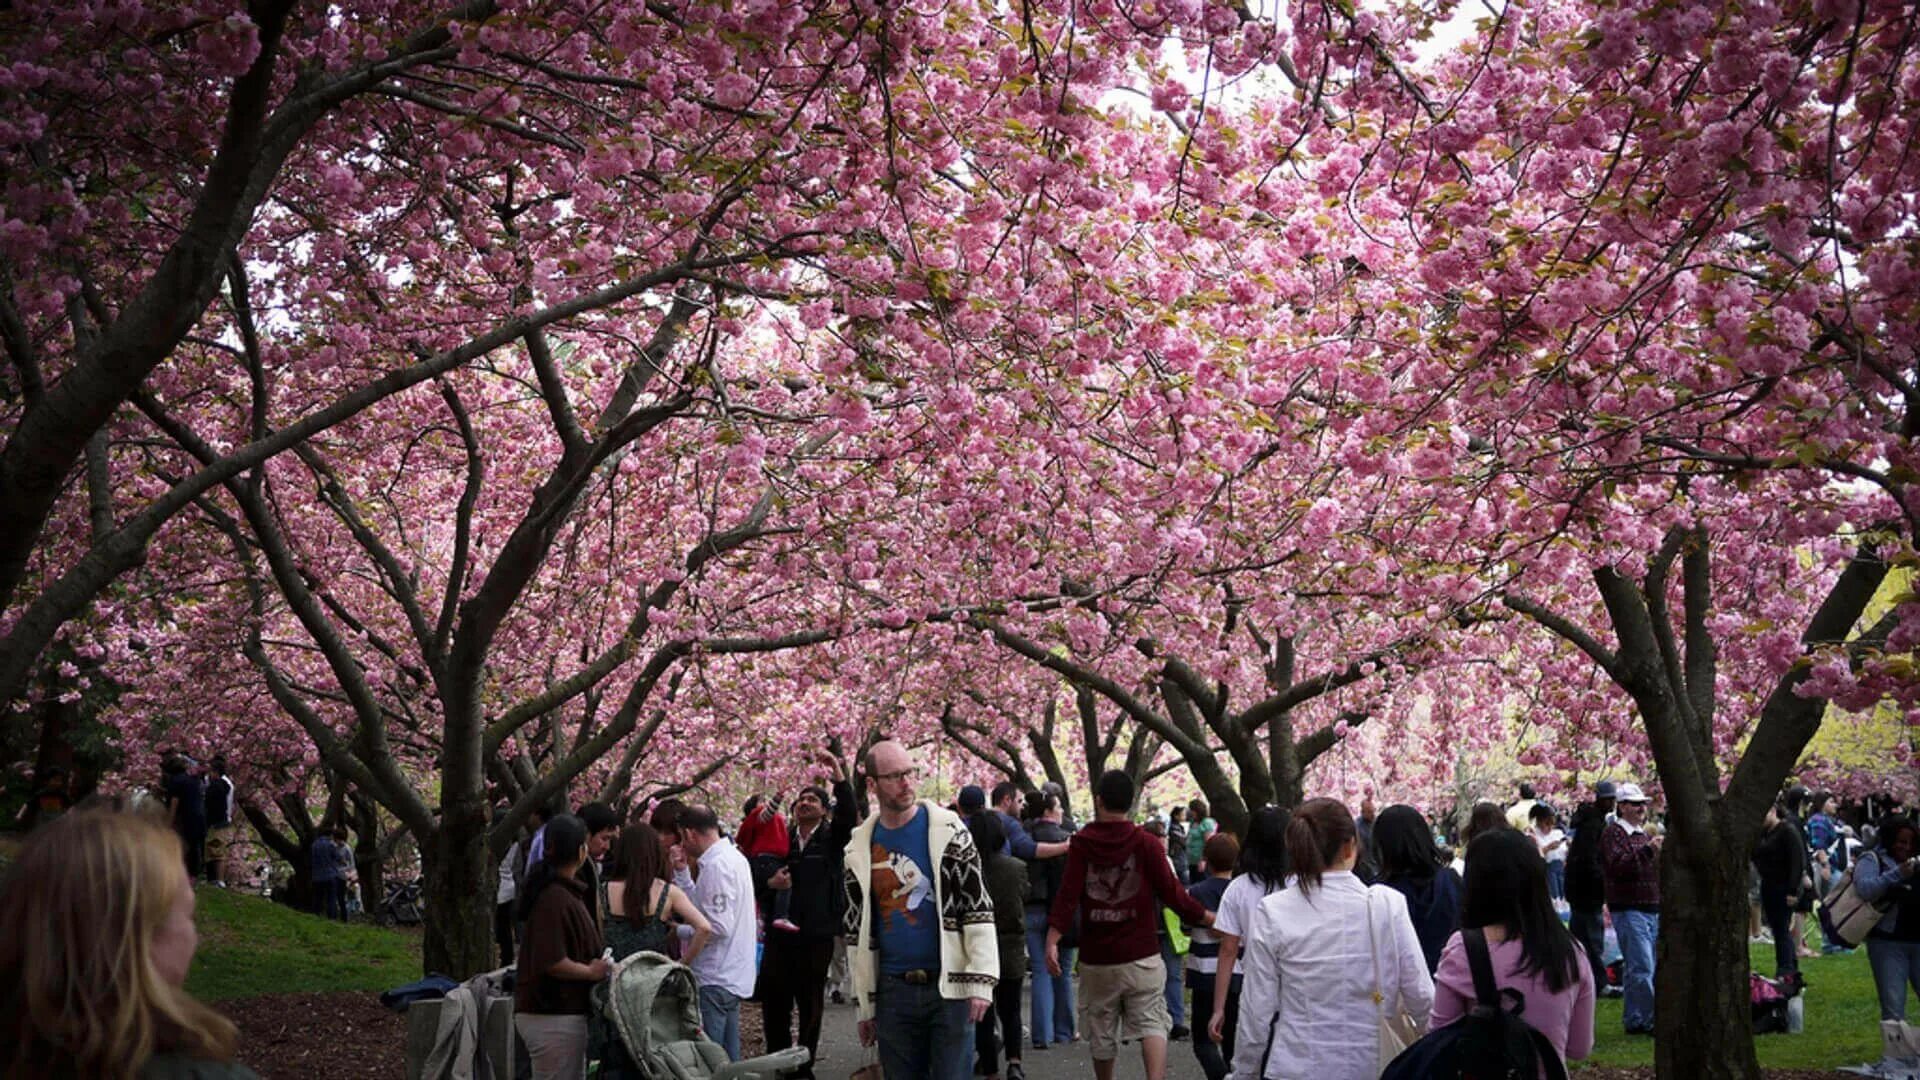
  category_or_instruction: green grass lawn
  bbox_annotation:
[1578,938,1882,1072]
[186,885,422,1001]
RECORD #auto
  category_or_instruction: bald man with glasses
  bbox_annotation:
[841,740,998,1080]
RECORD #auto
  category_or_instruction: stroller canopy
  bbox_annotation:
[600,951,810,1080]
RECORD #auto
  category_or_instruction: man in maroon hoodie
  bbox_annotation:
[1047,770,1213,1080]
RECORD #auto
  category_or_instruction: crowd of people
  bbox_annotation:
[489,741,1561,1080]
[8,744,1920,1080]
[488,758,1920,1080]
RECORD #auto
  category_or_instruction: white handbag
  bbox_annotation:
[1367,888,1422,1076]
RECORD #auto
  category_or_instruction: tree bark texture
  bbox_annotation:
[421,824,496,978]
[1654,823,1758,1079]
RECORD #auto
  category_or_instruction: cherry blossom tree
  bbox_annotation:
[1288,0,1920,1068]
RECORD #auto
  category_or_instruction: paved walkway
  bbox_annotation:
[800,984,1213,1080]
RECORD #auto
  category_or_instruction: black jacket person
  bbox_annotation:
[759,749,858,1075]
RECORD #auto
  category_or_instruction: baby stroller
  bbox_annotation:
[595,951,809,1080]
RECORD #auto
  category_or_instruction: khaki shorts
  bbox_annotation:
[1080,956,1171,1060]
[205,827,231,867]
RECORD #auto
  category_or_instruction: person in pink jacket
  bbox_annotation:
[1430,828,1596,1070]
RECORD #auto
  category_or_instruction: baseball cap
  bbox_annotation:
[1614,782,1651,803]
[957,785,987,812]
[1594,780,1617,799]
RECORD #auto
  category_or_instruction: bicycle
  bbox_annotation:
[377,877,424,926]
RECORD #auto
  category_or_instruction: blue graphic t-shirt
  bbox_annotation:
[871,809,940,974]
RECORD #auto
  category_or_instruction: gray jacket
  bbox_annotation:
[1854,848,1913,936]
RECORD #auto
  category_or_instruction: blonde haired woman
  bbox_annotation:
[1,807,258,1079]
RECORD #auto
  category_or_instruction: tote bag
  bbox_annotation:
[1367,888,1423,1075]
[1823,855,1893,947]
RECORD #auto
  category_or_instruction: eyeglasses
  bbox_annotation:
[872,768,920,784]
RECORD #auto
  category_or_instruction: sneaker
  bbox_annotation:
[772,918,800,933]
[1169,1024,1190,1041]
[1007,1064,1025,1080]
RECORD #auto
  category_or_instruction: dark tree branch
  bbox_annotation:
[1502,592,1625,681]
[433,381,483,656]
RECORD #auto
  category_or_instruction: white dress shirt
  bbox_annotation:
[676,836,759,998]
[1230,871,1435,1080]
[497,840,519,905]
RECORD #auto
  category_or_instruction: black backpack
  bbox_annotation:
[1380,928,1570,1080]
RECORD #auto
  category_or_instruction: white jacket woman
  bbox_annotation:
[1231,798,1434,1080]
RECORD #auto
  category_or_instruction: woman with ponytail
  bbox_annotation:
[2,807,258,1079]
[515,813,610,1080]
[1229,798,1432,1080]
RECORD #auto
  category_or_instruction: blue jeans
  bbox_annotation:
[874,974,973,1080]
[1867,938,1920,1021]
[1159,937,1185,1026]
[1546,861,1565,901]
[698,985,742,1060]
[1613,909,1659,1032]
[1025,907,1077,1046]
[316,878,346,921]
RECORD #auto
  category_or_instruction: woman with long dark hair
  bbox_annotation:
[1206,806,1288,1049]
[515,814,610,1080]
[605,821,710,963]
[1231,798,1432,1080]
[1429,828,1594,1067]
[1373,804,1462,973]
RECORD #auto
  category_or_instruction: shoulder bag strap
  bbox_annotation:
[1463,927,1529,1016]
[1367,887,1386,1013]
[1463,927,1500,1009]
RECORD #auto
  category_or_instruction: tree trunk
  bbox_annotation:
[1267,707,1305,810]
[421,825,496,978]
[1196,757,1251,839]
[240,798,317,911]
[1655,817,1760,1078]
[350,794,386,922]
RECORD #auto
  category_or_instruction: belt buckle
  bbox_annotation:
[903,969,931,985]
